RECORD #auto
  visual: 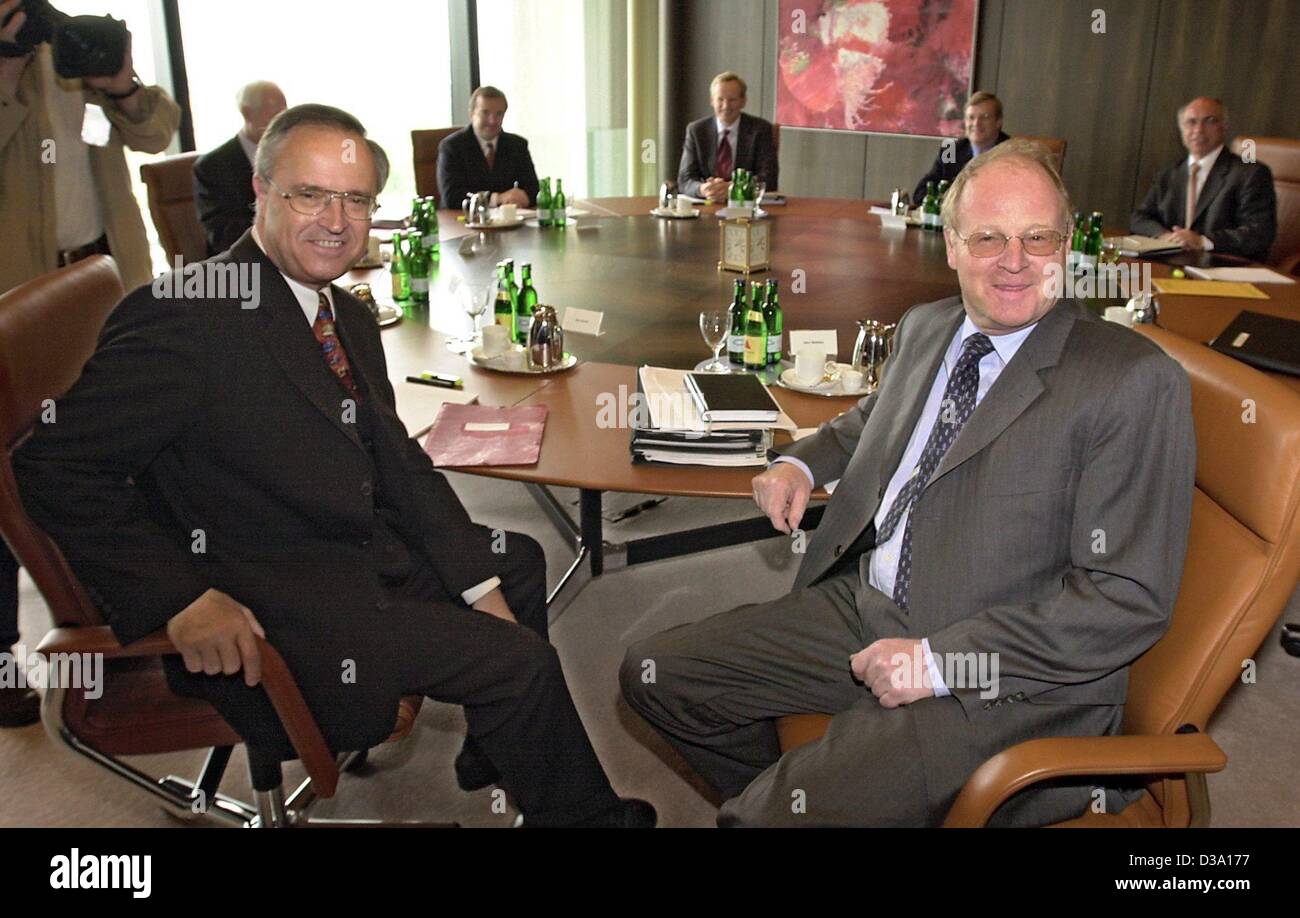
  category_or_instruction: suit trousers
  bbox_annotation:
[621,571,1114,827]
[0,541,18,650]
[382,531,621,826]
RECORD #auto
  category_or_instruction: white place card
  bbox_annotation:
[464,422,510,432]
[563,307,605,336]
[789,329,838,357]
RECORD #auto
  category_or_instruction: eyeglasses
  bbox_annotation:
[950,229,1066,258]
[1180,115,1222,128]
[264,177,378,220]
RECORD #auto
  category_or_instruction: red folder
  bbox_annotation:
[423,404,548,467]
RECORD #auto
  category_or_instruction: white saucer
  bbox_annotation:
[651,207,700,219]
[466,217,525,230]
[777,366,868,397]
[470,344,578,375]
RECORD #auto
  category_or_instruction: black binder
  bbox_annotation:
[1209,311,1300,377]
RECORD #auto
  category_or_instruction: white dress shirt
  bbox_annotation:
[251,228,502,605]
[237,130,258,165]
[776,313,1038,695]
[1186,145,1223,250]
[43,51,105,250]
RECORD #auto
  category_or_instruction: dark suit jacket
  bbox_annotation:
[781,296,1195,825]
[677,112,780,198]
[1130,150,1277,262]
[436,126,539,208]
[192,134,255,256]
[911,132,1010,203]
[13,232,503,751]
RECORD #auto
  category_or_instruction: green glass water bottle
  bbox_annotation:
[517,263,538,344]
[406,231,430,305]
[727,278,746,366]
[536,178,553,228]
[763,278,783,367]
[389,231,410,303]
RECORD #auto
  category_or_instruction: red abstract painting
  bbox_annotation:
[776,0,978,137]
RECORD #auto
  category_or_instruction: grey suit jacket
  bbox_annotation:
[677,112,779,198]
[1130,151,1277,262]
[780,296,1195,820]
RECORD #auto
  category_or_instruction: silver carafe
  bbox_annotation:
[851,319,896,392]
[463,191,490,226]
[528,304,564,370]
[659,181,675,211]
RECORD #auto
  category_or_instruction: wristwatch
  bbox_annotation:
[103,76,142,100]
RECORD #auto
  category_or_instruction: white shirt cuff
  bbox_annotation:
[461,576,502,606]
[921,638,950,697]
[1201,235,1214,251]
[771,455,815,489]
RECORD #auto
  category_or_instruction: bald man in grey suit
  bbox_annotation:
[621,140,1195,827]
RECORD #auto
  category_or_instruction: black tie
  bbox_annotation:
[876,333,994,611]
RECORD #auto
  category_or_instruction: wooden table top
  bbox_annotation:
[363,196,1300,496]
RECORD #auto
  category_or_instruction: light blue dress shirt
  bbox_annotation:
[778,314,1039,695]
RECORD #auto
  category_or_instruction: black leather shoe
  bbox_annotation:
[453,741,500,792]
[0,685,40,728]
[573,798,657,828]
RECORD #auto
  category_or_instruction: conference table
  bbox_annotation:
[353,195,1300,596]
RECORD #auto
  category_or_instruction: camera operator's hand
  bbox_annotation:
[0,0,32,98]
[83,27,145,118]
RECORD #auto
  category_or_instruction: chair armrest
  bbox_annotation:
[1278,251,1300,278]
[36,625,176,659]
[942,733,1226,828]
[35,626,341,798]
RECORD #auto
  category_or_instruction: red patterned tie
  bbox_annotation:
[485,141,496,172]
[716,130,733,181]
[313,291,359,397]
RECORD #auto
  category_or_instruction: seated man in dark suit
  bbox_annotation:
[622,140,1195,827]
[1130,97,1276,262]
[677,71,779,203]
[15,103,652,828]
[192,81,286,256]
[912,91,1009,203]
[437,86,538,209]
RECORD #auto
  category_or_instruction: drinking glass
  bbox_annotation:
[699,309,729,373]
[447,284,491,353]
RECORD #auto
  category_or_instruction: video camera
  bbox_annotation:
[0,0,128,79]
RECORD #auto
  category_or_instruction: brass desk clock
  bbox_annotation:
[718,216,770,274]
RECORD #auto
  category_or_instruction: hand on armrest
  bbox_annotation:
[166,588,265,687]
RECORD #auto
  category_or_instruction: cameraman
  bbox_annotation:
[0,0,178,726]
[0,0,179,295]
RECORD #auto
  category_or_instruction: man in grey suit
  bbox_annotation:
[1130,97,1276,262]
[622,139,1196,827]
[677,71,779,202]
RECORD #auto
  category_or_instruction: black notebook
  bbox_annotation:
[1209,311,1300,377]
[684,372,782,422]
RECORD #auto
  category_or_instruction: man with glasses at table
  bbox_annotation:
[912,90,1009,205]
[15,103,654,828]
[623,139,1195,827]
[1131,96,1276,262]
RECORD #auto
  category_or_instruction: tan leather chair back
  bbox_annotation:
[1230,136,1300,272]
[0,256,124,626]
[411,127,460,200]
[1126,327,1300,741]
[139,152,207,263]
[1017,135,1067,175]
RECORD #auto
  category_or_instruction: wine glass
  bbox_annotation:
[699,309,730,373]
[447,284,491,353]
[753,180,767,216]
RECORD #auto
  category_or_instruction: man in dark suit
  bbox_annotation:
[677,71,779,202]
[622,140,1195,827]
[437,86,539,209]
[912,91,1009,204]
[1130,97,1276,262]
[192,81,287,256]
[14,103,652,828]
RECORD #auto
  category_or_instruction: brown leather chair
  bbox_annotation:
[1018,135,1067,175]
[1229,136,1300,274]
[411,127,461,201]
[777,325,1300,827]
[0,257,435,828]
[138,152,207,264]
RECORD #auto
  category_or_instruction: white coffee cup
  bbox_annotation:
[675,195,694,216]
[498,203,518,223]
[841,368,866,393]
[501,348,528,371]
[481,324,511,356]
[1103,306,1134,327]
[794,347,828,385]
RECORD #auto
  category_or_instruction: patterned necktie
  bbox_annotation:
[1185,161,1200,227]
[485,141,496,172]
[716,130,733,181]
[312,291,359,398]
[876,332,994,611]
